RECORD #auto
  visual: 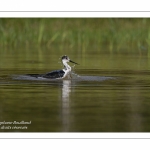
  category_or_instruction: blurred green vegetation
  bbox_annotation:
[0,18,150,52]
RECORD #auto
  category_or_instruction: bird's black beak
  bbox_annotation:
[69,60,79,65]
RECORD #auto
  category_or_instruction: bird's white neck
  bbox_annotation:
[63,62,71,71]
[62,59,71,71]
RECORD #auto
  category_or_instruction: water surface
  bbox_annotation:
[0,47,150,132]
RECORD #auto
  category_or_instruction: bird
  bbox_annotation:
[26,55,79,79]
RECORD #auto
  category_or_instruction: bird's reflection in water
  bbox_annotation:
[61,80,71,132]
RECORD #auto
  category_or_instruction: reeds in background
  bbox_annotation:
[0,18,150,53]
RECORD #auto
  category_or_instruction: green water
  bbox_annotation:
[0,46,150,132]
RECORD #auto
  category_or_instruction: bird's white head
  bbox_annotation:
[61,55,79,65]
[61,55,70,64]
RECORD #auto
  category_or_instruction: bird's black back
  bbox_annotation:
[26,70,65,79]
[42,70,65,79]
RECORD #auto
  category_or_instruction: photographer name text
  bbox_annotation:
[0,121,31,130]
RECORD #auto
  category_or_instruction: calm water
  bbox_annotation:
[0,47,150,132]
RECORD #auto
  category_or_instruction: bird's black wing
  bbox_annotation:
[26,70,65,79]
[42,70,65,79]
